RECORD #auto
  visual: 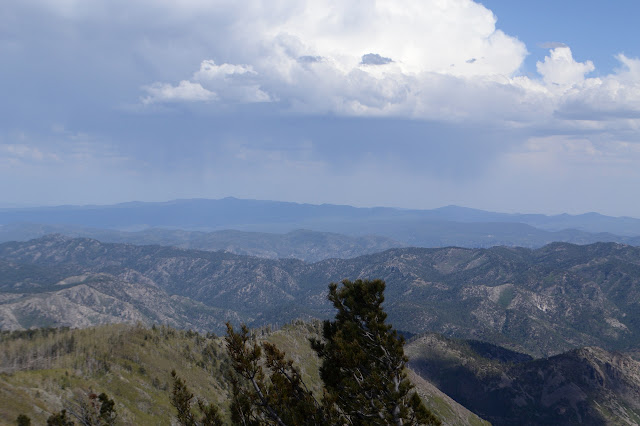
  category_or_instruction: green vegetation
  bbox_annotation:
[312,279,440,425]
[44,392,117,425]
[1,319,480,425]
[496,286,515,308]
[46,409,74,425]
[170,370,223,425]
[217,279,440,425]
[0,324,232,425]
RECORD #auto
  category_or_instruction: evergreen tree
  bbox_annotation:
[225,324,329,425]
[96,393,116,425]
[171,370,224,426]
[46,410,74,426]
[311,279,440,426]
[223,279,440,426]
[47,391,117,426]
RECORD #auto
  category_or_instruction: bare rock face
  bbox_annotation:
[406,333,640,425]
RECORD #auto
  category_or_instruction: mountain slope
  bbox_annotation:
[0,270,240,332]
[0,323,488,426]
[0,224,404,262]
[406,333,640,425]
[3,237,640,356]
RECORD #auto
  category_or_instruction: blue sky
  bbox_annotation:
[481,0,640,76]
[1,0,640,216]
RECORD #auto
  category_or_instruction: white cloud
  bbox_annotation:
[254,0,527,77]
[192,60,272,103]
[26,0,640,131]
[194,60,256,80]
[616,54,640,81]
[144,60,271,104]
[553,54,640,121]
[138,0,529,114]
[130,0,640,135]
[142,80,217,104]
[536,47,594,86]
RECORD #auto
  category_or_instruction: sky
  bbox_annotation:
[1,0,640,216]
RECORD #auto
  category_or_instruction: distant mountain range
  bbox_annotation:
[4,236,640,358]
[2,198,640,254]
[3,197,640,235]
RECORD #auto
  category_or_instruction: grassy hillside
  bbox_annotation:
[0,323,488,425]
[0,324,231,425]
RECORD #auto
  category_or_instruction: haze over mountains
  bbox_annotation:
[2,198,640,256]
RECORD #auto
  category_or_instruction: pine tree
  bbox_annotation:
[96,393,117,425]
[46,410,74,426]
[311,279,441,426]
[225,324,329,425]
[222,279,440,426]
[47,391,118,426]
[170,370,224,426]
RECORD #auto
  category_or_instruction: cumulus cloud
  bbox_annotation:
[22,0,640,132]
[192,60,272,103]
[536,47,594,86]
[144,60,271,104]
[130,0,640,136]
[257,0,527,76]
[139,0,528,114]
[552,54,640,121]
[614,54,640,81]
